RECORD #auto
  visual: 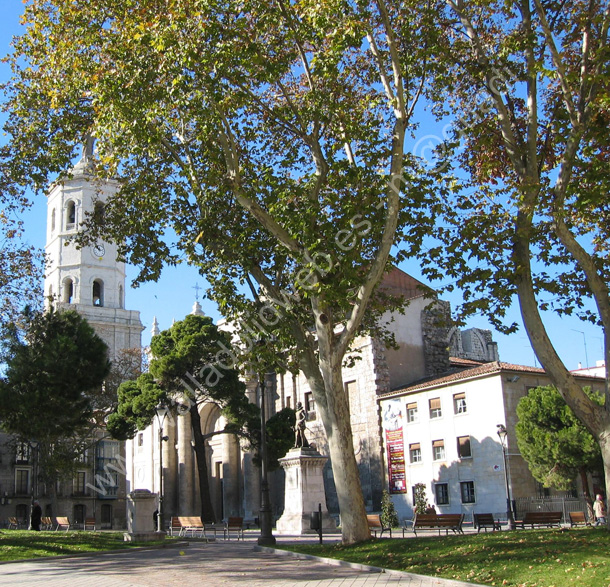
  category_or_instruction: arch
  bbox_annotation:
[51,208,56,232]
[93,279,104,307]
[63,278,74,304]
[65,200,76,228]
[93,201,105,226]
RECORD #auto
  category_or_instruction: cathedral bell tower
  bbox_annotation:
[44,145,144,358]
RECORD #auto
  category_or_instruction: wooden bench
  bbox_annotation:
[169,516,182,536]
[84,517,96,531]
[54,516,71,531]
[41,516,53,530]
[223,516,244,540]
[7,517,20,530]
[568,511,591,527]
[403,513,465,537]
[175,516,216,539]
[473,513,502,532]
[515,511,562,529]
[367,514,392,538]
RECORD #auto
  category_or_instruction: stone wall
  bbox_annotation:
[421,300,452,378]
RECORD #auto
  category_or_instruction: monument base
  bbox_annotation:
[275,447,337,535]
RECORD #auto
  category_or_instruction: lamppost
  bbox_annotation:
[29,440,39,530]
[497,424,515,530]
[257,373,276,546]
[156,404,169,534]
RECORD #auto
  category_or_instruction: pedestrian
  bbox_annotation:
[593,494,606,526]
[30,500,42,531]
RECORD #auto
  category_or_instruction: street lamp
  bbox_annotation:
[257,373,276,546]
[29,440,39,531]
[156,403,169,534]
[497,424,515,530]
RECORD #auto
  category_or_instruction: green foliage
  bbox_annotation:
[413,483,428,514]
[380,490,399,528]
[252,407,295,471]
[0,308,110,441]
[108,314,256,438]
[0,308,110,489]
[516,386,604,490]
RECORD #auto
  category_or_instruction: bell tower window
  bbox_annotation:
[63,278,74,303]
[93,201,105,226]
[51,208,56,232]
[66,200,76,229]
[93,280,104,307]
[118,285,123,309]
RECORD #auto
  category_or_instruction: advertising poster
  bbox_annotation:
[382,399,406,494]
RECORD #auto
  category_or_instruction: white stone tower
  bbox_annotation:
[44,147,144,358]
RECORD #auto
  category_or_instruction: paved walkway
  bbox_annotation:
[0,534,480,587]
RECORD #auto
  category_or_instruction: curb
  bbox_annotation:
[0,539,190,566]
[254,545,482,587]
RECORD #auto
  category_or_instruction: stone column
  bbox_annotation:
[177,410,194,515]
[275,447,336,535]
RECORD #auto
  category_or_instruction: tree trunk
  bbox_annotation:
[300,346,370,544]
[189,404,216,523]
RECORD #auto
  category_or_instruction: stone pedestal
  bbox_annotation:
[124,489,165,542]
[275,448,337,535]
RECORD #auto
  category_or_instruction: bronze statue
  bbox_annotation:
[294,401,309,448]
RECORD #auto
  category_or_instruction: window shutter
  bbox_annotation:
[432,439,444,448]
[429,398,441,409]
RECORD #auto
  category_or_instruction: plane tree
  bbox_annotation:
[1,0,438,542]
[416,0,610,508]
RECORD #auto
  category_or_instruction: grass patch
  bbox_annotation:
[0,530,171,562]
[282,527,610,586]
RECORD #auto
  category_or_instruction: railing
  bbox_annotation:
[514,496,589,521]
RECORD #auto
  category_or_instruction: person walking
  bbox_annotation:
[30,500,42,531]
[593,494,606,526]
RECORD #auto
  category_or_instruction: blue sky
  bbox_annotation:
[0,1,603,368]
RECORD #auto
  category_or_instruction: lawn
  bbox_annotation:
[0,530,170,562]
[281,527,610,587]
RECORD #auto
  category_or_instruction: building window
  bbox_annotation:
[51,208,56,232]
[457,436,472,458]
[460,481,476,504]
[93,201,105,225]
[138,433,144,447]
[344,380,357,413]
[304,391,316,420]
[63,278,74,303]
[429,398,442,419]
[409,443,421,463]
[406,402,418,423]
[453,392,467,414]
[432,439,445,461]
[15,443,31,464]
[74,471,86,495]
[66,200,76,229]
[118,285,124,309]
[435,483,449,505]
[15,469,30,495]
[285,396,292,409]
[93,279,104,307]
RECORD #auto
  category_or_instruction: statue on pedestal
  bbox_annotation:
[294,402,309,448]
